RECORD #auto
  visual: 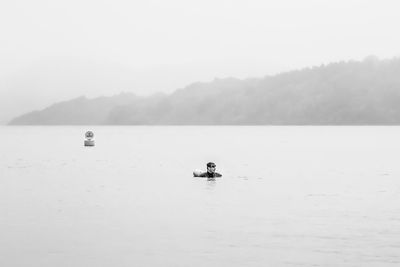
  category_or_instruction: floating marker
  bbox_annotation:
[84,131,95,146]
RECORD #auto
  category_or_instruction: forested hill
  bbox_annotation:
[9,57,400,125]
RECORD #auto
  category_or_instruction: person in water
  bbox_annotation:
[197,162,222,178]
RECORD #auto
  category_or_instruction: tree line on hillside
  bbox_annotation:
[9,56,400,125]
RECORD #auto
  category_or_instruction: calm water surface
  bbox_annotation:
[1,126,400,267]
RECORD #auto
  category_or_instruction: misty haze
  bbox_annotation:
[2,0,400,266]
[8,56,400,125]
[1,1,400,124]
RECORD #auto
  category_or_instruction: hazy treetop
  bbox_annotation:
[10,57,400,125]
[1,0,400,123]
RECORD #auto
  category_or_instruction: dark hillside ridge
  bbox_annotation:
[9,57,400,125]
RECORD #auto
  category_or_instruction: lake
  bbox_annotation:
[1,126,400,266]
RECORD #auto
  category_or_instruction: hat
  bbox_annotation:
[207,162,216,167]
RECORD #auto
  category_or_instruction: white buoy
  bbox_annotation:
[84,131,95,147]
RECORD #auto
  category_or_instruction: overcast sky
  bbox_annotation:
[1,0,400,123]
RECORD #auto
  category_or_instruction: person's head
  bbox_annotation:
[206,162,216,173]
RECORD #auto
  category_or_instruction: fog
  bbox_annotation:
[1,0,400,123]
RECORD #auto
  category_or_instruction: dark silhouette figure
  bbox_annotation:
[194,162,222,178]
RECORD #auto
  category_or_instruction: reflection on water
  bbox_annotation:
[205,178,217,190]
